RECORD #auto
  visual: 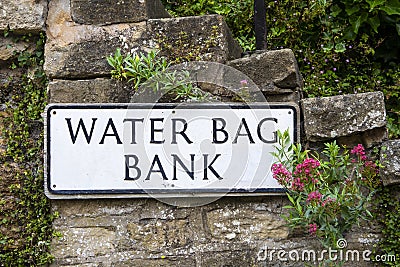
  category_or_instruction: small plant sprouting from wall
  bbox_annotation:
[0,32,57,266]
[107,49,211,102]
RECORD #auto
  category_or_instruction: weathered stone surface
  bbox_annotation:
[265,91,302,103]
[112,258,197,267]
[127,219,191,251]
[380,140,400,185]
[48,79,133,103]
[362,127,388,148]
[49,196,384,266]
[206,204,288,242]
[198,249,256,266]
[51,227,116,259]
[44,0,149,79]
[71,0,170,25]
[0,0,47,32]
[335,127,387,148]
[148,15,242,63]
[45,1,240,79]
[227,49,303,94]
[301,92,386,142]
[53,256,197,267]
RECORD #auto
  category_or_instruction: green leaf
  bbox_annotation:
[331,5,342,17]
[323,42,334,52]
[366,0,386,10]
[283,205,295,209]
[334,42,346,53]
[380,0,400,15]
[296,197,303,214]
[368,15,381,33]
[349,12,368,34]
[287,193,296,205]
[396,23,400,35]
[345,5,360,16]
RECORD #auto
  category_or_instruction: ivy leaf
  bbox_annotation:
[380,0,400,15]
[343,26,356,40]
[366,0,386,11]
[349,12,368,34]
[368,15,381,33]
[331,5,342,17]
[334,42,346,53]
[345,5,360,16]
[323,42,334,52]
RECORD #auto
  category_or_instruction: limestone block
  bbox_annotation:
[111,258,197,267]
[301,92,386,142]
[198,249,256,266]
[0,0,47,33]
[126,219,191,251]
[44,0,149,79]
[265,91,302,104]
[148,15,242,63]
[335,127,387,149]
[51,227,116,258]
[45,3,240,79]
[206,204,288,241]
[44,20,148,79]
[51,199,147,218]
[227,49,303,94]
[381,140,400,186]
[48,79,133,103]
[71,0,170,25]
[54,257,196,267]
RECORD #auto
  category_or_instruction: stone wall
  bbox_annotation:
[1,0,399,266]
[0,0,48,254]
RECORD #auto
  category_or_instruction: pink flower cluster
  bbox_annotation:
[309,223,318,236]
[272,158,321,192]
[271,163,291,185]
[292,177,305,191]
[322,197,336,207]
[293,158,321,186]
[351,144,367,161]
[307,191,322,203]
[295,158,320,174]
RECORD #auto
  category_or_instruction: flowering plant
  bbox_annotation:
[272,130,381,248]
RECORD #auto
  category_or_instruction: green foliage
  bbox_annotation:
[374,186,400,265]
[0,33,57,265]
[272,130,381,248]
[107,49,210,101]
[161,0,400,138]
[107,49,169,89]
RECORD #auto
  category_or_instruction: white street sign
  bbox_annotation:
[45,103,298,199]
